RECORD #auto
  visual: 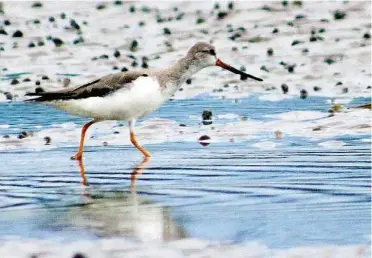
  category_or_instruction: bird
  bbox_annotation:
[26,42,263,160]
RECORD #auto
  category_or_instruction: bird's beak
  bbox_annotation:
[215,59,263,81]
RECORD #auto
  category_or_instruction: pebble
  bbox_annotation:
[0,28,7,35]
[96,4,106,10]
[300,89,308,99]
[342,87,348,94]
[217,11,228,19]
[52,38,64,47]
[130,40,138,52]
[287,65,295,73]
[163,28,171,35]
[35,87,44,93]
[267,48,273,56]
[28,42,36,48]
[10,79,19,85]
[44,136,51,145]
[179,124,186,127]
[42,75,49,80]
[37,41,45,46]
[70,19,80,30]
[23,78,31,82]
[4,20,11,26]
[363,33,370,39]
[60,13,66,19]
[31,2,43,8]
[333,10,346,20]
[198,135,211,146]
[202,110,212,125]
[4,92,13,100]
[291,40,304,46]
[113,50,120,58]
[35,80,40,86]
[12,30,23,38]
[18,131,34,139]
[102,141,108,146]
[186,79,192,84]
[131,60,138,67]
[72,253,86,258]
[49,17,55,22]
[313,86,321,91]
[272,28,279,33]
[121,67,128,72]
[260,65,269,72]
[129,5,136,13]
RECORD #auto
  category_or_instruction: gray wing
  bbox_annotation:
[25,71,148,102]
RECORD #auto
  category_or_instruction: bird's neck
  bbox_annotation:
[158,57,201,97]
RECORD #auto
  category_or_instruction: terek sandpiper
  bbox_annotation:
[26,42,263,160]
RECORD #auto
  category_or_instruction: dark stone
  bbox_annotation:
[293,1,302,7]
[3,135,10,139]
[228,2,234,9]
[28,42,36,48]
[291,40,304,46]
[96,4,106,10]
[198,135,211,146]
[202,110,212,120]
[35,80,40,86]
[18,131,29,139]
[333,10,346,20]
[121,67,128,72]
[231,47,238,51]
[49,17,55,22]
[35,87,44,93]
[223,84,229,88]
[41,75,49,80]
[99,54,109,59]
[114,0,122,6]
[103,141,108,146]
[33,19,40,24]
[287,65,295,73]
[363,33,370,39]
[179,124,187,127]
[320,18,329,23]
[37,41,45,46]
[139,21,145,27]
[196,18,205,24]
[217,11,228,19]
[23,78,31,82]
[342,87,348,93]
[12,30,23,38]
[281,84,289,94]
[130,40,138,52]
[324,58,335,65]
[129,5,135,13]
[4,92,12,100]
[272,28,279,33]
[10,79,19,85]
[260,65,269,72]
[131,60,138,67]
[70,19,80,30]
[113,131,120,134]
[4,20,11,26]
[302,48,309,53]
[176,13,184,20]
[214,3,220,9]
[309,36,317,42]
[112,66,119,70]
[295,14,306,19]
[44,136,51,145]
[31,2,43,8]
[72,253,86,258]
[267,47,273,56]
[318,28,326,33]
[240,65,246,72]
[313,86,321,91]
[335,81,343,86]
[113,50,120,58]
[73,37,84,44]
[141,62,148,68]
[367,85,371,89]
[178,87,183,91]
[163,27,171,35]
[300,89,308,99]
[60,13,66,19]
[0,28,7,35]
[186,78,192,84]
[52,38,64,47]
[282,1,288,6]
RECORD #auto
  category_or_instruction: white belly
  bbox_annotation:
[47,76,166,121]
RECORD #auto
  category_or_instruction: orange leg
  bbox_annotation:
[129,119,151,157]
[71,120,96,160]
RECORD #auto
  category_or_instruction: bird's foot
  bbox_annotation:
[71,153,82,160]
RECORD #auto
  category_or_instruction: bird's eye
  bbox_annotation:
[209,49,216,56]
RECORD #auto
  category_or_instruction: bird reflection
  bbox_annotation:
[76,156,150,187]
[70,156,186,242]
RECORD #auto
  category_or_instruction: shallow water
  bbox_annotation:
[0,95,370,250]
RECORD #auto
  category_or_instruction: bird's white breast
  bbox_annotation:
[48,76,166,121]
